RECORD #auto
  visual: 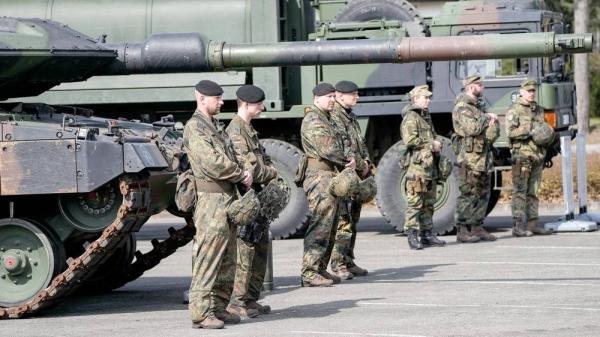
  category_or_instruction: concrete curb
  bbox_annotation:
[494,202,600,211]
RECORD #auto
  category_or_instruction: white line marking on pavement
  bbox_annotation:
[495,245,600,250]
[291,332,428,337]
[358,302,600,312]
[457,261,600,266]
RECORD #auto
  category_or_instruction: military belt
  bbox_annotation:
[195,178,234,193]
[306,158,334,171]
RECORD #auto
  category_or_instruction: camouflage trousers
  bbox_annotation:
[455,170,491,225]
[330,199,361,272]
[301,169,339,282]
[511,158,543,221]
[404,177,436,231]
[230,226,269,307]
[189,191,237,323]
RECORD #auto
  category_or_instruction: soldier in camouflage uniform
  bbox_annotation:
[506,79,553,236]
[226,85,278,316]
[300,83,356,287]
[400,85,446,250]
[452,76,500,243]
[185,80,254,329]
[329,80,370,280]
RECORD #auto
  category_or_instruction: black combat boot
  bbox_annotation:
[420,229,446,247]
[407,228,423,250]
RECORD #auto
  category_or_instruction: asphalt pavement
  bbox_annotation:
[4,206,600,337]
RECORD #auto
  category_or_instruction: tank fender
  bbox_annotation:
[75,140,124,193]
[123,142,168,173]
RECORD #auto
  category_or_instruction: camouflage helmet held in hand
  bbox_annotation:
[352,176,378,204]
[227,188,260,227]
[531,122,555,147]
[257,177,290,222]
[483,121,500,144]
[328,167,360,198]
[438,156,454,181]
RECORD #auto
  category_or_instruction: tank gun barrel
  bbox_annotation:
[99,32,593,75]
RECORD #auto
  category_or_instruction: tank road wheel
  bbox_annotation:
[260,139,310,239]
[375,140,459,235]
[334,0,428,38]
[58,180,123,232]
[0,218,64,307]
[76,233,137,294]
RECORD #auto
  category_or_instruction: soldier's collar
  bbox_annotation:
[194,109,217,125]
[312,105,331,118]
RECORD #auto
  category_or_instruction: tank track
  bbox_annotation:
[0,175,159,319]
[105,216,195,291]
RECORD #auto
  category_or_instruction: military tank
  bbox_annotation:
[0,17,593,318]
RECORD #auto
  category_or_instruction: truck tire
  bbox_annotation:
[375,139,458,235]
[334,0,427,38]
[260,139,310,239]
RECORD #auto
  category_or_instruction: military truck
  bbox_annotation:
[0,0,586,238]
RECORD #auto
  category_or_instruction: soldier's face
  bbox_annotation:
[203,95,224,115]
[246,101,265,118]
[315,93,336,112]
[413,95,430,109]
[471,83,484,97]
[336,91,359,108]
[520,88,536,103]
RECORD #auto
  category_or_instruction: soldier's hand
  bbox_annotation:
[241,170,253,187]
[345,157,357,170]
[432,140,442,153]
[485,113,498,126]
[361,160,370,177]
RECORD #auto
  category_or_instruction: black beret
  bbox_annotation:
[312,83,336,96]
[335,80,359,93]
[195,80,223,96]
[236,85,265,103]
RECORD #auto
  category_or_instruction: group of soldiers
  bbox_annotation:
[182,75,554,329]
[401,76,553,251]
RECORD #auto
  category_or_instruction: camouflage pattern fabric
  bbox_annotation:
[507,96,550,221]
[400,103,439,231]
[455,171,491,226]
[230,226,269,307]
[452,93,497,226]
[301,105,348,168]
[225,114,278,308]
[226,115,277,184]
[300,105,347,282]
[302,169,339,282]
[328,167,360,198]
[330,101,371,173]
[329,101,371,272]
[400,104,440,180]
[404,178,436,231]
[451,93,495,173]
[331,199,361,272]
[184,112,247,323]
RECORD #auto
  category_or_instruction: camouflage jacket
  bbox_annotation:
[506,96,547,162]
[400,103,439,180]
[452,93,494,172]
[183,111,248,184]
[330,101,370,173]
[226,115,277,185]
[301,105,348,169]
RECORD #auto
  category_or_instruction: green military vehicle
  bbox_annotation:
[0,0,586,238]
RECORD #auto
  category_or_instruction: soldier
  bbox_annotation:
[299,83,356,287]
[185,80,254,329]
[329,80,370,280]
[506,79,553,236]
[452,76,500,243]
[400,85,446,250]
[226,85,278,316]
